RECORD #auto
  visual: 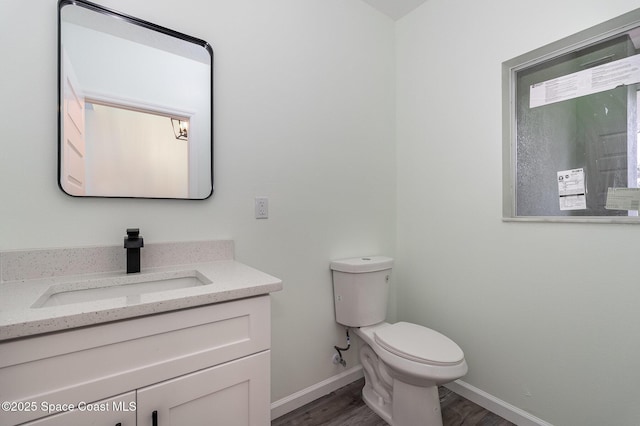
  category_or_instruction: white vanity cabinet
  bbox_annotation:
[0,295,272,426]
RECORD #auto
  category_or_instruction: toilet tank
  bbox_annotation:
[330,256,393,327]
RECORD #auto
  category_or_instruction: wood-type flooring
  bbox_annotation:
[272,378,515,426]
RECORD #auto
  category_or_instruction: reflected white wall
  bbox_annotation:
[85,104,189,198]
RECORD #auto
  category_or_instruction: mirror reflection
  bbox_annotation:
[58,0,213,199]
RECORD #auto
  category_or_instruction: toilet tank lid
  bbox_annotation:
[330,256,393,273]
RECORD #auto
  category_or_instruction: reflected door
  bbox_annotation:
[578,86,636,215]
[61,48,86,196]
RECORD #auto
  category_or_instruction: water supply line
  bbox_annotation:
[333,328,351,367]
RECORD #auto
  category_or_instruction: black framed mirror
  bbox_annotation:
[58,0,213,199]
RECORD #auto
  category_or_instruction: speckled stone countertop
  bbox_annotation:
[0,241,282,341]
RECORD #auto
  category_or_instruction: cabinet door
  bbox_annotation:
[23,392,136,426]
[137,351,270,426]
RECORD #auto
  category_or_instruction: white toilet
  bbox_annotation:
[330,256,467,426]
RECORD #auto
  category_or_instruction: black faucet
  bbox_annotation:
[124,228,144,274]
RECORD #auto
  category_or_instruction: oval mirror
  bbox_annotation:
[58,0,213,199]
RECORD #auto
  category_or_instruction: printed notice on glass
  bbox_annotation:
[605,188,640,210]
[557,168,586,210]
[530,54,640,108]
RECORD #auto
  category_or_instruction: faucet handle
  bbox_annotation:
[126,228,140,238]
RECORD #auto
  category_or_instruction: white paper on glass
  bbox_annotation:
[558,168,586,211]
[605,187,640,210]
[530,54,640,108]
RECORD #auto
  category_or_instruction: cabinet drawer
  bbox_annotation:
[22,391,136,426]
[0,296,270,425]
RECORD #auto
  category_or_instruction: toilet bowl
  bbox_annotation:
[354,322,467,426]
[330,257,467,426]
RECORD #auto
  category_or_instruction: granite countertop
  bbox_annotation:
[0,241,282,341]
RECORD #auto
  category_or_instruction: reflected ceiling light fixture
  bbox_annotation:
[171,117,189,140]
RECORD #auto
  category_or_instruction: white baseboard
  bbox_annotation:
[445,380,553,426]
[271,369,553,426]
[270,366,364,420]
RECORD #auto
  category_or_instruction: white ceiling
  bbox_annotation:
[360,0,428,20]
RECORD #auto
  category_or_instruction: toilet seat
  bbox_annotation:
[374,322,464,366]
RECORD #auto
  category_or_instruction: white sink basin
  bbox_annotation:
[32,270,211,308]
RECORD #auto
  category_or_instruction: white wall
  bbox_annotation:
[0,0,395,403]
[396,1,640,425]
